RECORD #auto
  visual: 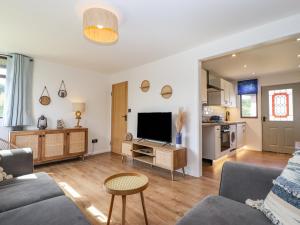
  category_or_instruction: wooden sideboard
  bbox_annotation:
[10,128,88,165]
[122,139,187,180]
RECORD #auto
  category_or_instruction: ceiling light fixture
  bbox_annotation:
[231,53,236,58]
[297,54,300,58]
[252,72,256,75]
[297,38,300,42]
[243,64,247,68]
[83,8,118,44]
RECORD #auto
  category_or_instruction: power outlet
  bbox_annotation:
[92,139,98,144]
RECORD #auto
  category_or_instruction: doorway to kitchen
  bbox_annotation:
[200,34,300,178]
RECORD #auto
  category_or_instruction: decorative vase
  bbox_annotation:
[176,132,182,148]
[57,119,65,129]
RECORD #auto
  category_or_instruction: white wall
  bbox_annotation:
[229,71,300,151]
[0,59,111,154]
[109,14,300,177]
[109,54,200,177]
[1,13,299,176]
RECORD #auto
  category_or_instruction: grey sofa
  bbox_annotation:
[176,162,282,225]
[0,148,90,225]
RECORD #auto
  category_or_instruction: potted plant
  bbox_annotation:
[175,109,185,148]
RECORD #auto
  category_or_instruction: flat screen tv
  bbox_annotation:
[137,112,172,143]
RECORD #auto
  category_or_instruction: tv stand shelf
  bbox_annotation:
[122,139,187,181]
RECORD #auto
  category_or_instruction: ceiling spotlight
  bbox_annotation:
[298,65,300,68]
[252,72,256,75]
[231,54,236,58]
[243,64,247,68]
[297,38,300,42]
[297,54,300,58]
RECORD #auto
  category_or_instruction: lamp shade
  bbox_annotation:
[83,8,118,44]
[72,102,86,113]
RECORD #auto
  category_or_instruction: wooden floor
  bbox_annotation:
[35,150,290,225]
[203,149,290,180]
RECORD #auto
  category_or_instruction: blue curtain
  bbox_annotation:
[3,54,33,127]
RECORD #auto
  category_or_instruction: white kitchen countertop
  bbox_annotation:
[202,121,246,127]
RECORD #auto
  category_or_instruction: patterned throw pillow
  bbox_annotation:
[0,166,13,182]
[246,150,300,225]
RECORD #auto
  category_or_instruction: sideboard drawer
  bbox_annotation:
[122,142,133,156]
[155,149,173,169]
[15,134,40,161]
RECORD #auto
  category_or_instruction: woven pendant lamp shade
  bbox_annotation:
[83,8,118,44]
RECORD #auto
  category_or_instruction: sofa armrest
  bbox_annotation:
[219,162,282,203]
[0,148,33,177]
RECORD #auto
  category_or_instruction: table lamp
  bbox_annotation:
[72,102,86,128]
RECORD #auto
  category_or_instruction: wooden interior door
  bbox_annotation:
[262,83,300,154]
[111,81,128,154]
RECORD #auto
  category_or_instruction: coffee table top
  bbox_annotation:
[104,173,149,195]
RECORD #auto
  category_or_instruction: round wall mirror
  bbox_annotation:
[161,85,173,99]
[140,80,150,92]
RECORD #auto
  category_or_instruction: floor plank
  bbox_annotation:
[35,150,290,225]
[203,149,290,180]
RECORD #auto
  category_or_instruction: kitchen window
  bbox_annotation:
[238,79,258,118]
[240,94,257,118]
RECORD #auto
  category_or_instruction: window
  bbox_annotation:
[0,57,7,118]
[269,88,293,121]
[240,94,257,118]
[238,79,258,118]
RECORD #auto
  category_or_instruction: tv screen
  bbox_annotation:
[137,112,172,143]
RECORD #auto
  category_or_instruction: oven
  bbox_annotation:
[221,125,230,152]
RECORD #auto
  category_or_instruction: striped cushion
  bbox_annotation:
[246,150,300,225]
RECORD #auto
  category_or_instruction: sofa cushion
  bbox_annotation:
[176,196,272,225]
[0,148,33,177]
[246,150,300,225]
[0,172,64,212]
[0,196,90,225]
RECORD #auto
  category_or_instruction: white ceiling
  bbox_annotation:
[202,37,300,80]
[1,0,300,74]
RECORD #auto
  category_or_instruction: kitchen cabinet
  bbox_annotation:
[228,82,236,107]
[201,69,208,104]
[237,123,246,148]
[208,78,236,107]
[221,79,230,107]
[202,125,222,160]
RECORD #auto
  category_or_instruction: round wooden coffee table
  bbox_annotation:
[104,172,149,225]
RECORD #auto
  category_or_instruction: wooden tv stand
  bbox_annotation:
[122,139,187,180]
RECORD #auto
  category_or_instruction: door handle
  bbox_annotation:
[262,116,266,122]
[122,115,127,121]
